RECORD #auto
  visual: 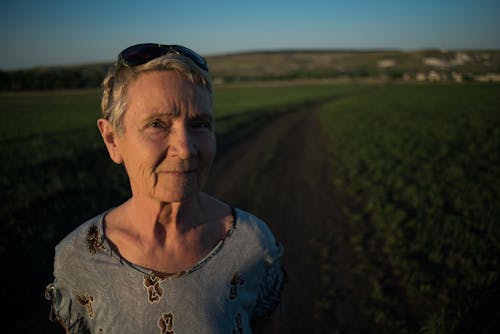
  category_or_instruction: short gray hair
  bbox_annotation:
[100,54,212,133]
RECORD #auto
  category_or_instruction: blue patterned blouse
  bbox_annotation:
[45,207,285,334]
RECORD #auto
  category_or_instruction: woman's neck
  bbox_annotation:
[122,193,207,240]
[103,192,233,273]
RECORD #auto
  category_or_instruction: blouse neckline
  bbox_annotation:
[96,207,237,279]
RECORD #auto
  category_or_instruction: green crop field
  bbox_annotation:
[320,83,500,332]
[1,82,498,333]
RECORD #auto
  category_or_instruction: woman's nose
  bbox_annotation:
[169,124,196,159]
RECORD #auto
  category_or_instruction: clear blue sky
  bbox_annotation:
[1,0,499,70]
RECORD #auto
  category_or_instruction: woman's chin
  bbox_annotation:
[145,174,200,203]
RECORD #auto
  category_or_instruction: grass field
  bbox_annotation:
[320,83,500,332]
[1,82,499,333]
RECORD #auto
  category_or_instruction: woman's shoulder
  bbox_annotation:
[233,208,271,237]
[233,208,284,264]
[54,211,108,266]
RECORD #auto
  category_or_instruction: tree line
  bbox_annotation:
[0,63,112,91]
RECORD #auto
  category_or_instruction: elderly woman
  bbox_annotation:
[45,43,285,333]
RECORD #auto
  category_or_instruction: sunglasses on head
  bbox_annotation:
[117,43,208,71]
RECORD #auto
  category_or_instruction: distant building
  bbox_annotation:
[451,72,463,83]
[428,70,441,82]
[424,57,447,67]
[450,52,471,66]
[416,73,426,81]
[474,73,500,82]
[377,59,396,68]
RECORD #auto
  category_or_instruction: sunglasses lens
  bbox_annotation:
[120,44,165,66]
[172,45,208,71]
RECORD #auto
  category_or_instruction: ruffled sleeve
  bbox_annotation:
[45,280,90,334]
[253,241,287,318]
[45,224,93,334]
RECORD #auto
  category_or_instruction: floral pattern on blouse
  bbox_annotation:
[86,225,105,255]
[158,312,174,334]
[144,273,165,303]
[76,293,95,319]
[229,272,245,299]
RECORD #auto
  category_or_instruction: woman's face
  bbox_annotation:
[115,71,215,203]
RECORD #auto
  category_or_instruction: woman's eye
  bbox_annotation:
[190,120,211,129]
[149,120,166,129]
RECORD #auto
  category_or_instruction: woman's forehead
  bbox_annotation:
[129,71,206,94]
[136,108,213,121]
[126,72,212,116]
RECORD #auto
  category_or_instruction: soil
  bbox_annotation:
[205,100,369,333]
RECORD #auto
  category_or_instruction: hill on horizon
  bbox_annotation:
[1,48,500,90]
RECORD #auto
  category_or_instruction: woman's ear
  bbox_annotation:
[97,118,123,164]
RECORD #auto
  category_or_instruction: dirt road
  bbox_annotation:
[205,100,366,333]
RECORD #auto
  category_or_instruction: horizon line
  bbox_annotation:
[3,46,500,72]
